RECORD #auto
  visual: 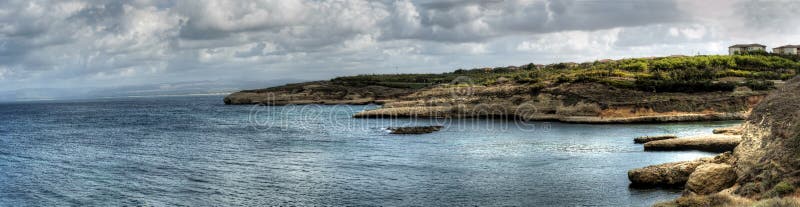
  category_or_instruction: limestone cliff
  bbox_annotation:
[732,76,800,199]
[224,81,415,105]
[352,82,766,123]
[225,80,769,123]
[651,77,800,206]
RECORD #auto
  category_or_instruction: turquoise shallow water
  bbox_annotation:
[0,95,739,206]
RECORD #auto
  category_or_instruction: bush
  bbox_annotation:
[325,53,798,92]
[765,181,795,198]
[744,80,775,91]
[621,62,648,72]
[556,75,572,83]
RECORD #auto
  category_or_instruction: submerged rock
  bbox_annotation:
[387,126,443,134]
[634,134,678,144]
[643,135,741,152]
[686,163,737,195]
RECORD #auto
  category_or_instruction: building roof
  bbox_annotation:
[774,45,800,49]
[729,44,767,48]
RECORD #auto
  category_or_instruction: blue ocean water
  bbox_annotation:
[0,95,738,206]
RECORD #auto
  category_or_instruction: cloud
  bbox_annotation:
[1,0,800,96]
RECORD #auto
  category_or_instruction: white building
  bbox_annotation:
[772,45,800,55]
[728,44,767,55]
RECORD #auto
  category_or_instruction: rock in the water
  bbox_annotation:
[628,160,707,187]
[644,135,741,152]
[712,125,743,135]
[629,153,734,187]
[686,163,737,195]
[634,134,678,144]
[388,126,443,134]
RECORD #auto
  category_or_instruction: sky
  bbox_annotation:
[2,0,800,100]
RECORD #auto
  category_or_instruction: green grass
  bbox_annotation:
[329,53,800,92]
[766,181,795,198]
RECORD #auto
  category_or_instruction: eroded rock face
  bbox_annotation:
[230,81,768,123]
[629,160,706,187]
[629,153,734,187]
[224,81,415,105]
[634,78,799,205]
[733,77,800,198]
[686,163,737,195]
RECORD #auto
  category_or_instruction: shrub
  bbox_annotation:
[621,62,648,72]
[765,181,795,198]
[556,75,572,83]
[781,73,797,80]
[744,80,775,91]
[326,53,798,93]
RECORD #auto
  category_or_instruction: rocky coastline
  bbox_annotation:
[226,81,768,124]
[630,77,800,206]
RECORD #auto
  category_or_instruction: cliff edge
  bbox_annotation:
[226,54,797,124]
[652,77,800,206]
[733,76,800,199]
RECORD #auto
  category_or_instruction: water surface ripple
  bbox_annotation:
[0,96,738,206]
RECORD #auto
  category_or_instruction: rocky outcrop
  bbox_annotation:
[387,126,443,134]
[634,135,678,144]
[712,125,743,135]
[224,81,415,105]
[227,80,768,123]
[643,135,741,152]
[629,160,707,187]
[685,163,737,195]
[352,83,766,123]
[628,153,734,187]
[731,77,800,199]
[646,77,800,206]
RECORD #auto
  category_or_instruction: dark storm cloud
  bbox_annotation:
[380,0,688,43]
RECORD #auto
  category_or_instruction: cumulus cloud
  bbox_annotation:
[1,0,800,94]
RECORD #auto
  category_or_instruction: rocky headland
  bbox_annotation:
[225,54,800,205]
[632,77,800,206]
[228,80,767,123]
[225,54,794,123]
[349,82,765,124]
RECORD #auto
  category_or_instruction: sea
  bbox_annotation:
[0,95,739,206]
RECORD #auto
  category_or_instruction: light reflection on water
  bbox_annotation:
[0,96,739,206]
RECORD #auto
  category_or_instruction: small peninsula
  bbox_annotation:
[226,53,799,123]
